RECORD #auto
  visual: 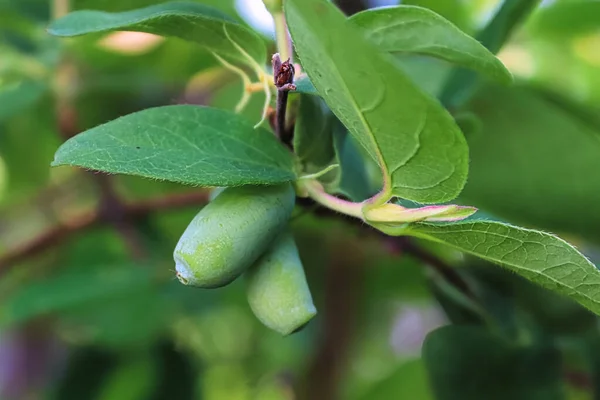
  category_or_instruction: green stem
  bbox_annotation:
[52,0,69,19]
[273,11,293,62]
[302,180,364,220]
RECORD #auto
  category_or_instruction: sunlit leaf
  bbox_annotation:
[285,0,469,203]
[350,6,511,84]
[52,105,296,187]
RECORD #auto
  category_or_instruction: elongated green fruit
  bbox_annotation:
[246,231,317,335]
[174,184,295,288]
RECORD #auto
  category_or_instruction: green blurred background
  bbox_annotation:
[2,0,600,399]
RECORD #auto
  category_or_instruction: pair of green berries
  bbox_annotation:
[173,184,316,335]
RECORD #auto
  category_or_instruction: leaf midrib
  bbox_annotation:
[289,1,392,191]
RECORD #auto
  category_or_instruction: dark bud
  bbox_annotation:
[272,53,296,91]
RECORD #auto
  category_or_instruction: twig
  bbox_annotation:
[0,211,98,271]
[0,190,209,273]
[392,237,476,299]
[302,237,365,400]
[295,197,476,300]
[94,173,147,260]
[272,53,296,147]
[51,0,69,20]
[126,190,209,215]
[273,11,293,64]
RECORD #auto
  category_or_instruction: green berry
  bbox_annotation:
[246,231,317,335]
[174,184,295,288]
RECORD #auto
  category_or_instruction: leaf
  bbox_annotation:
[513,273,598,335]
[358,359,433,400]
[74,0,238,16]
[0,264,155,327]
[61,287,170,346]
[459,84,600,238]
[294,95,336,170]
[293,75,318,96]
[441,0,540,107]
[349,6,511,84]
[0,80,46,123]
[423,326,564,400]
[404,220,600,316]
[48,1,266,68]
[531,1,600,38]
[401,0,471,31]
[293,55,453,99]
[52,105,296,187]
[285,0,469,204]
[96,354,156,400]
[332,125,378,202]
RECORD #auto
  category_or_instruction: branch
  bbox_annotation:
[0,211,98,271]
[295,197,476,300]
[0,190,209,273]
[302,237,365,400]
[272,53,296,147]
[391,237,476,299]
[93,173,148,260]
[126,190,209,215]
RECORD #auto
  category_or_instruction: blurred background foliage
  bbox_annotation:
[1,0,600,399]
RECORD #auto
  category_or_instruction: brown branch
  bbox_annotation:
[301,237,365,400]
[93,173,147,260]
[391,237,476,300]
[295,197,476,300]
[126,190,208,215]
[0,211,98,270]
[564,370,593,392]
[0,190,209,273]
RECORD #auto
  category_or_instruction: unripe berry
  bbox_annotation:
[246,231,317,335]
[174,184,295,288]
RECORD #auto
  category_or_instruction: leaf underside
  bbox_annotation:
[48,1,266,67]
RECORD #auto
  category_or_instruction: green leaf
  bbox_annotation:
[285,0,469,204]
[294,95,336,170]
[459,84,600,238]
[423,326,564,400]
[441,0,540,107]
[332,124,378,202]
[0,264,155,327]
[531,1,600,38]
[349,6,511,84]
[293,75,318,96]
[404,220,600,316]
[401,0,471,32]
[74,0,238,16]
[358,359,433,400]
[52,105,296,187]
[48,1,266,68]
[0,80,46,122]
[96,354,156,400]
